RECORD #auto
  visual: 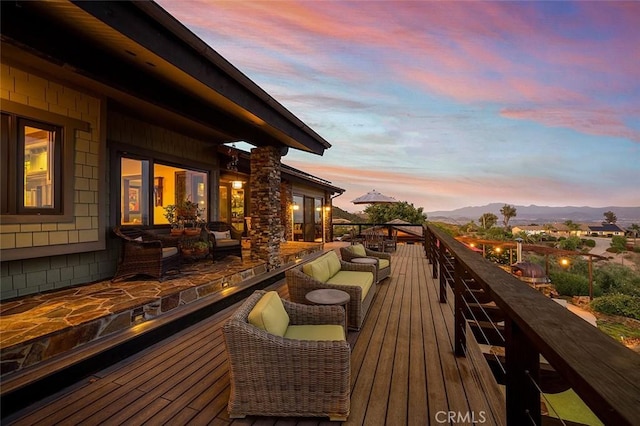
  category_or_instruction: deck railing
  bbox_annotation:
[331,222,424,244]
[424,224,640,425]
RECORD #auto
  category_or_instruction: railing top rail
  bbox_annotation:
[330,222,424,226]
[427,224,640,425]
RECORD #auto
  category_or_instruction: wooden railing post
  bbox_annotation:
[505,318,540,425]
[453,258,467,357]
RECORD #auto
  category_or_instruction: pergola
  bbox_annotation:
[455,236,608,300]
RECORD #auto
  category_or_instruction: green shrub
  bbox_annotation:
[591,294,640,320]
[595,263,640,297]
[583,239,596,248]
[551,271,600,297]
[559,236,581,250]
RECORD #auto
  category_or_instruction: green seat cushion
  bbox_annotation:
[284,324,345,341]
[247,291,289,337]
[350,244,366,257]
[327,271,374,301]
[379,258,390,269]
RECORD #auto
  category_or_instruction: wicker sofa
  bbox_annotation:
[223,290,350,421]
[340,243,391,282]
[205,221,242,260]
[112,226,181,281]
[286,250,376,330]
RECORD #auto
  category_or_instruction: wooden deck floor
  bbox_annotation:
[4,244,505,425]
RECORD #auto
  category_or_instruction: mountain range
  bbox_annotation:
[426,204,640,226]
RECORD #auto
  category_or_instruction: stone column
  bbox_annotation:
[281,181,293,241]
[250,146,282,269]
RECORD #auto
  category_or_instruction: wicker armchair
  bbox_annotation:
[112,226,181,281]
[205,221,242,260]
[223,290,350,421]
[340,243,391,282]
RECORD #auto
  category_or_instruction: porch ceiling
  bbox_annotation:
[0,1,330,155]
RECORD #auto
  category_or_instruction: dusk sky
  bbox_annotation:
[157,0,639,212]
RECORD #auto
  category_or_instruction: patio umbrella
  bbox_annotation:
[351,189,397,205]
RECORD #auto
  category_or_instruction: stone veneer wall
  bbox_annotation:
[281,181,293,241]
[0,64,105,299]
[250,146,282,270]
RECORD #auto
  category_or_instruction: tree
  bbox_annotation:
[564,220,580,236]
[603,210,617,224]
[610,235,627,253]
[364,201,427,224]
[629,223,639,245]
[479,213,498,230]
[500,204,517,228]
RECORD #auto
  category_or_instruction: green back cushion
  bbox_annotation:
[351,244,366,257]
[302,251,344,282]
[325,251,342,277]
[247,291,289,337]
[302,257,331,282]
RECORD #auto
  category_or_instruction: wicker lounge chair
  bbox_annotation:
[223,290,350,421]
[340,243,391,282]
[205,221,242,260]
[112,226,181,281]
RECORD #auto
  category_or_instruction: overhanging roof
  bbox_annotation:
[0,0,330,155]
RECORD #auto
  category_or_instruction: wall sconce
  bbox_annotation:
[324,205,331,212]
[292,203,300,211]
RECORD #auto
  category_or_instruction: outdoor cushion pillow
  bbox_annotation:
[302,257,331,283]
[351,244,367,257]
[284,324,345,341]
[327,271,374,301]
[216,239,239,247]
[247,291,289,337]
[379,259,390,269]
[324,251,342,277]
[212,231,231,240]
[162,247,179,258]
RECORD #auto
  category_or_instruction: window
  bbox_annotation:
[119,155,208,226]
[1,112,63,215]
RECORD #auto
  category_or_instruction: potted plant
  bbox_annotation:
[177,199,204,235]
[193,241,209,255]
[164,199,205,236]
[163,204,183,235]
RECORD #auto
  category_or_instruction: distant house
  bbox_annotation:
[587,223,625,237]
[511,225,547,236]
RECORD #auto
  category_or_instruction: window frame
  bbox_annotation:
[1,100,89,224]
[116,151,211,227]
[17,117,63,214]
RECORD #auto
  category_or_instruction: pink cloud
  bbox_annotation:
[284,159,605,212]
[159,1,640,143]
[501,108,640,142]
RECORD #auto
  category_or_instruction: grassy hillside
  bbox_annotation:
[333,206,366,222]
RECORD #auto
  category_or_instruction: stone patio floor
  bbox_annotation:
[0,242,323,377]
